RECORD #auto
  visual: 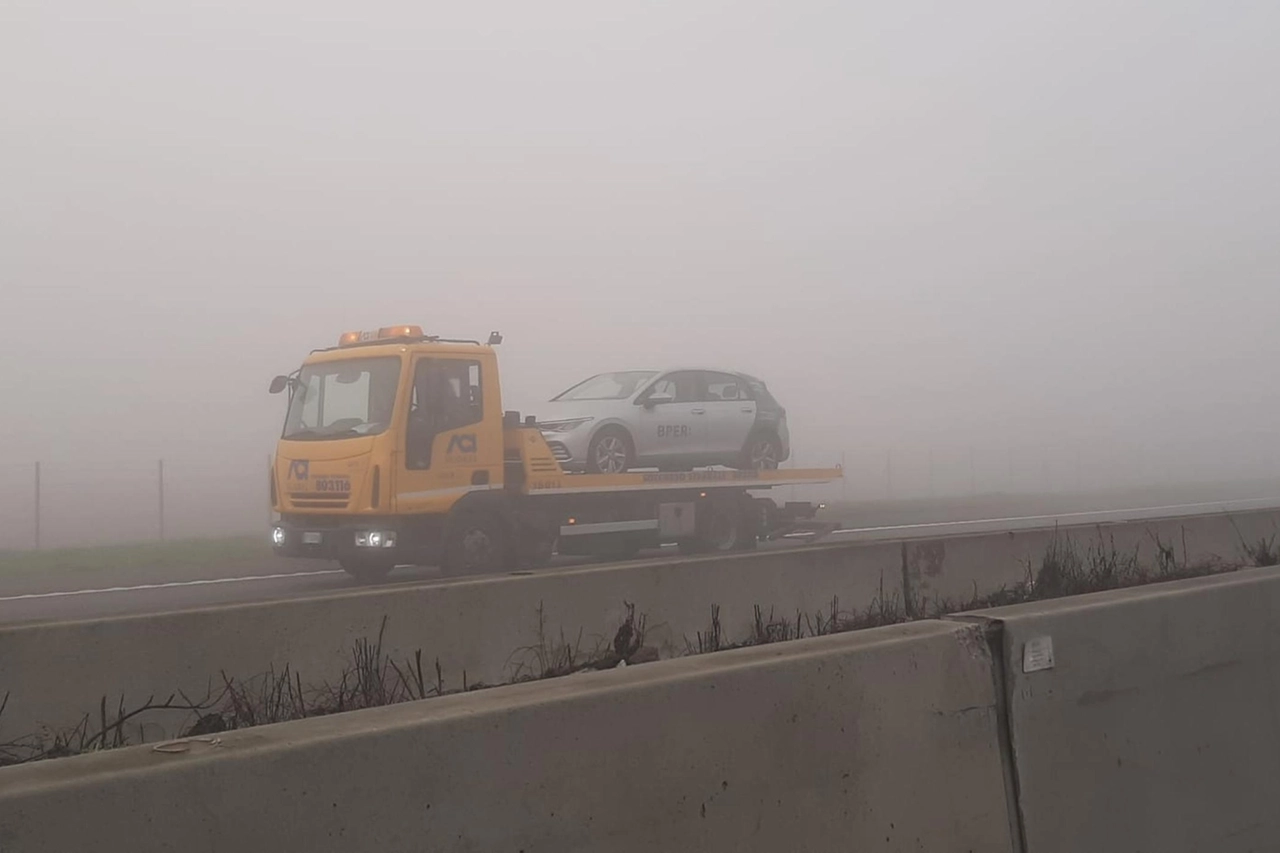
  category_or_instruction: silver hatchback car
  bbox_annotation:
[538,369,791,474]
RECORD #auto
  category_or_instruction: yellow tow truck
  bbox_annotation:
[269,325,841,580]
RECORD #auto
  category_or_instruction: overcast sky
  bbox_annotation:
[3,0,1279,507]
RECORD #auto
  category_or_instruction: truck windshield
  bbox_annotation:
[282,357,402,440]
[553,371,658,401]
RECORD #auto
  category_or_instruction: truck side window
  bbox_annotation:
[406,359,484,470]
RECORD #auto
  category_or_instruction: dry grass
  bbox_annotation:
[5,525,1272,767]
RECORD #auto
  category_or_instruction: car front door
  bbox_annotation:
[632,371,706,466]
[698,371,757,461]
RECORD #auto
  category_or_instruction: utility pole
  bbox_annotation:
[34,461,41,550]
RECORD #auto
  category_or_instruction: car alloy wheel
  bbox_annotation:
[749,438,780,470]
[594,435,629,473]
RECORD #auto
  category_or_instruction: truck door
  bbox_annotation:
[632,370,705,466]
[698,371,756,460]
[398,356,499,513]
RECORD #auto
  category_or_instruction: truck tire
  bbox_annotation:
[519,530,557,569]
[587,427,634,474]
[339,557,395,583]
[443,512,510,575]
[680,499,749,555]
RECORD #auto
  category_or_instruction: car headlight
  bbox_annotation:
[539,417,594,433]
[271,526,286,546]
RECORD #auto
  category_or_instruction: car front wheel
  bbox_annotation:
[587,428,634,474]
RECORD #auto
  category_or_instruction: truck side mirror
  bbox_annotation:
[269,375,290,395]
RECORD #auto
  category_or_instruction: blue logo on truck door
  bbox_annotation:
[447,434,477,454]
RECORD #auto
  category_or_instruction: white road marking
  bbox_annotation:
[3,496,1278,605]
[824,497,1280,536]
[0,569,345,603]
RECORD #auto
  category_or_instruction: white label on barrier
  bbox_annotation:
[1023,636,1055,673]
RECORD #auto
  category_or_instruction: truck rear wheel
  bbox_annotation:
[679,499,756,555]
[443,513,510,575]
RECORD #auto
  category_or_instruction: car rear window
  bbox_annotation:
[747,379,778,407]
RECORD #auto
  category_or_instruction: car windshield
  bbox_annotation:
[282,357,402,440]
[553,371,657,401]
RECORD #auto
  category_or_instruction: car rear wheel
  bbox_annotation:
[739,433,781,470]
[587,428,634,474]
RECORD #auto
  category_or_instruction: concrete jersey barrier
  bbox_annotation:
[960,567,1280,853]
[3,507,1277,743]
[0,621,1019,853]
[0,543,898,741]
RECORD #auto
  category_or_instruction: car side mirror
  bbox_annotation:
[644,393,674,408]
[269,375,291,395]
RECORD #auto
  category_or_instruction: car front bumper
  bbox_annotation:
[540,428,592,470]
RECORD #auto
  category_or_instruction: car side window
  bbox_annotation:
[406,358,483,470]
[702,372,747,402]
[642,372,699,404]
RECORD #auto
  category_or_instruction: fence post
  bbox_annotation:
[969,446,976,496]
[928,446,936,498]
[885,448,893,501]
[34,461,41,550]
[158,458,166,541]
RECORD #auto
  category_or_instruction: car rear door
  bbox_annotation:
[632,371,706,464]
[698,371,757,460]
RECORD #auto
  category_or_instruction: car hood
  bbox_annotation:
[537,398,634,424]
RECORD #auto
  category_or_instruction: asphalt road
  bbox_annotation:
[3,492,1278,626]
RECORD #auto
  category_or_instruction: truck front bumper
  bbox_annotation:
[270,518,401,561]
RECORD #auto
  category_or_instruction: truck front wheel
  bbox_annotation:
[443,513,510,575]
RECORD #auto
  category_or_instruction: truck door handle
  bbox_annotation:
[691,408,706,415]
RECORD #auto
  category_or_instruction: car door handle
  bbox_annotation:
[740,407,753,413]
[691,408,706,415]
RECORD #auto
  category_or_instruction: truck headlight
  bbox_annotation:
[271,526,286,546]
[356,530,396,548]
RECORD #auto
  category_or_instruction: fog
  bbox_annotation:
[3,0,1280,547]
